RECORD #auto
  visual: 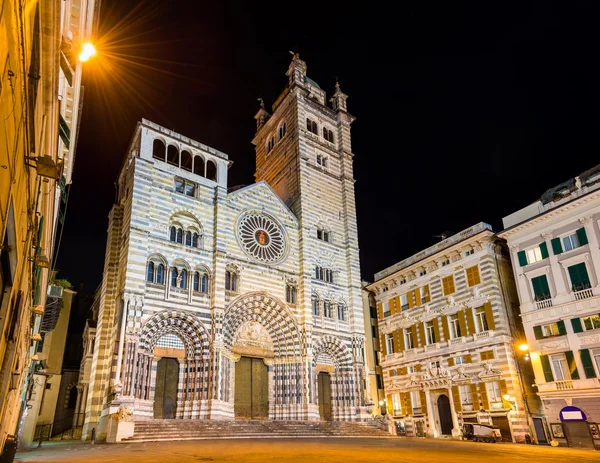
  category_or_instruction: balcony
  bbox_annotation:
[536,378,599,393]
[424,343,440,352]
[449,337,465,346]
[536,299,553,310]
[473,330,494,341]
[556,380,573,390]
[573,287,594,301]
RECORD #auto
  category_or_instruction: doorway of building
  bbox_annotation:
[437,394,453,435]
[153,357,179,419]
[564,421,594,449]
[235,357,269,419]
[533,418,548,444]
[318,372,332,420]
[492,416,513,442]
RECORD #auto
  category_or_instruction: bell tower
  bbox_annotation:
[252,55,364,401]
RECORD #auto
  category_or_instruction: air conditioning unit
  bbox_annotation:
[47,285,64,298]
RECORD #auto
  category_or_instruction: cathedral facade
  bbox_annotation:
[82,55,368,440]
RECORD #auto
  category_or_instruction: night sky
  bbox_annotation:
[57,1,600,292]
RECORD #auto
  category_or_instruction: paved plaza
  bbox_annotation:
[15,438,599,463]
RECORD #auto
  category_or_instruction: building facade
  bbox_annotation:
[500,166,600,450]
[367,223,542,442]
[361,281,384,415]
[82,55,368,442]
[0,0,97,457]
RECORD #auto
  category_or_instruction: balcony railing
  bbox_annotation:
[449,337,465,345]
[573,287,594,301]
[473,330,493,341]
[556,380,574,390]
[536,299,553,310]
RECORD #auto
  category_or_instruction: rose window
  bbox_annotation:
[238,213,286,263]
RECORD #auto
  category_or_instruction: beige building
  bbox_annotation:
[499,165,600,450]
[0,0,98,457]
[367,223,542,442]
[20,286,76,448]
[361,281,384,415]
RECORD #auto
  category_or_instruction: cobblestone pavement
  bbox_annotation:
[15,438,599,463]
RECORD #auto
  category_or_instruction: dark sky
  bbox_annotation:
[57,0,600,292]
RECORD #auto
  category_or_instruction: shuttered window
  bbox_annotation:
[480,350,494,361]
[442,275,455,296]
[531,275,551,301]
[580,349,597,379]
[466,265,481,287]
[568,263,591,292]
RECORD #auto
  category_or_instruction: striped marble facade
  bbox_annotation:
[368,223,537,442]
[82,56,368,441]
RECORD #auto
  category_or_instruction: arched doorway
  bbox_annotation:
[437,394,453,435]
[234,357,269,419]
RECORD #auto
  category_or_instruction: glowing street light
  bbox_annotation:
[79,42,96,62]
[518,344,529,352]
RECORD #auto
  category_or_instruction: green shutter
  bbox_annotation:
[532,275,550,299]
[571,318,583,333]
[557,320,567,336]
[533,325,544,340]
[580,349,597,379]
[565,350,580,380]
[576,227,589,246]
[568,263,590,291]
[551,238,563,255]
[540,354,554,382]
[518,251,528,267]
[539,242,549,259]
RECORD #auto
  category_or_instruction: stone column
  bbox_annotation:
[424,390,436,437]
[447,387,460,437]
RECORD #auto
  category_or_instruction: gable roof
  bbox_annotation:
[227,180,298,224]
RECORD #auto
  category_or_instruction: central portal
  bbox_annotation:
[154,357,179,419]
[318,372,332,420]
[235,356,268,419]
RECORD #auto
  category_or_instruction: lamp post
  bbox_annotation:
[379,399,387,416]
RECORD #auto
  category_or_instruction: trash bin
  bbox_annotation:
[0,435,17,463]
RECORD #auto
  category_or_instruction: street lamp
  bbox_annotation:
[379,399,387,415]
[78,42,96,62]
[518,343,530,361]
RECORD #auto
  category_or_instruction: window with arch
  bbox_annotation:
[171,268,178,287]
[171,267,188,289]
[317,228,330,242]
[152,139,166,161]
[323,127,334,143]
[179,269,187,289]
[167,145,179,166]
[266,136,275,154]
[312,294,319,316]
[277,122,287,140]
[323,300,333,318]
[176,228,183,244]
[206,160,217,182]
[306,118,318,135]
[192,232,199,248]
[225,269,238,292]
[286,284,296,304]
[193,156,205,177]
[315,266,334,283]
[337,302,346,321]
[316,154,328,168]
[193,271,209,294]
[146,259,165,284]
[181,150,193,172]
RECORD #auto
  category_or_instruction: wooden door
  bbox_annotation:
[235,357,268,419]
[437,395,453,435]
[318,372,332,420]
[153,357,179,419]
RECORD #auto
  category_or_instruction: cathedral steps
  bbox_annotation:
[122,420,392,442]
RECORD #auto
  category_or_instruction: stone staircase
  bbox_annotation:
[123,419,392,442]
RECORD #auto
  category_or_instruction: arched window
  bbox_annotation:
[193,272,200,292]
[179,269,187,289]
[192,233,199,248]
[170,226,176,242]
[323,300,333,318]
[146,261,155,283]
[153,139,166,161]
[193,156,205,177]
[225,270,237,292]
[311,295,319,316]
[156,264,164,285]
[167,145,179,166]
[181,150,193,172]
[206,160,217,181]
[201,273,208,293]
[185,231,192,246]
[176,228,183,244]
[307,119,318,135]
[278,123,287,140]
[337,303,346,321]
[171,268,178,287]
[323,127,334,143]
[286,284,296,304]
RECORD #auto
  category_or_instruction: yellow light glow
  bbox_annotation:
[503,394,511,401]
[518,343,529,352]
[79,43,97,62]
